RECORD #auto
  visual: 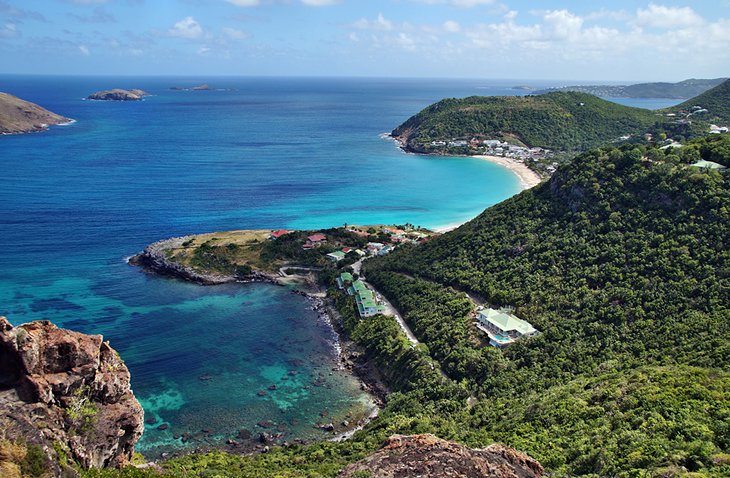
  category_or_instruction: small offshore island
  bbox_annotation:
[86,89,151,101]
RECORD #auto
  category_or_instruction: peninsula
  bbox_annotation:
[87,89,150,101]
[534,77,726,99]
[0,92,71,134]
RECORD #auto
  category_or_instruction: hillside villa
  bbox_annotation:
[340,274,387,318]
[476,308,539,348]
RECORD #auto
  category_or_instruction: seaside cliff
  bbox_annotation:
[0,92,70,135]
[0,317,144,475]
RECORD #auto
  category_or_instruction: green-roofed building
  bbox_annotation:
[347,279,384,317]
[327,251,347,262]
[690,160,727,171]
[336,272,353,290]
[476,308,538,348]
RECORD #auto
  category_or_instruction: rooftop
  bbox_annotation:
[478,308,537,336]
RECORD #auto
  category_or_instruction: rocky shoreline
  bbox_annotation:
[128,236,387,458]
[129,235,281,286]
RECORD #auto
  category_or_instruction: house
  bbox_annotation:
[476,308,538,348]
[327,251,346,262]
[336,272,353,290]
[354,249,367,257]
[367,242,385,254]
[269,230,291,240]
[342,247,353,254]
[348,280,387,317]
[377,245,394,256]
[448,140,468,148]
[690,160,727,171]
[307,233,327,243]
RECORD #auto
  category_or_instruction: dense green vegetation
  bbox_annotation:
[392,91,659,152]
[671,78,730,123]
[85,136,730,478]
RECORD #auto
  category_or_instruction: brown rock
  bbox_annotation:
[336,434,544,478]
[0,316,144,470]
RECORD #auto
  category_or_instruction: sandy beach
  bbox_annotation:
[473,155,542,190]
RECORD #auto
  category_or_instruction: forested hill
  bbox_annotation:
[670,77,730,123]
[534,77,726,99]
[361,136,729,474]
[368,136,729,391]
[392,91,658,152]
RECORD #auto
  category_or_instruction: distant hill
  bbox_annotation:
[0,92,70,134]
[534,78,726,99]
[392,91,658,152]
[669,78,730,123]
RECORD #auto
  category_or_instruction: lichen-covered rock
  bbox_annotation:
[337,434,544,478]
[0,316,144,473]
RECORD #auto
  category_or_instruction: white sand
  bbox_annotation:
[473,155,542,189]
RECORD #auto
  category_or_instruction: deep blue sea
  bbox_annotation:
[0,76,683,457]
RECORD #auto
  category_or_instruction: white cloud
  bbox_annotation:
[542,9,583,40]
[301,0,340,5]
[223,27,249,40]
[443,20,460,33]
[169,16,204,39]
[78,44,90,55]
[352,13,394,31]
[412,0,495,6]
[197,46,211,55]
[636,3,704,29]
[0,22,17,38]
[226,0,260,7]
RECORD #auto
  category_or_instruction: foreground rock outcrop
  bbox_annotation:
[87,89,150,101]
[337,434,544,478]
[0,92,71,134]
[0,316,144,473]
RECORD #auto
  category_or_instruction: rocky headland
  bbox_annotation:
[129,235,279,285]
[0,316,144,474]
[337,434,544,478]
[0,92,71,135]
[86,89,150,101]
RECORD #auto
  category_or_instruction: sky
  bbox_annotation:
[1,1,728,81]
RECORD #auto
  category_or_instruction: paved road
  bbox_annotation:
[354,258,419,346]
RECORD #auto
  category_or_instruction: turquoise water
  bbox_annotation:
[0,76,673,457]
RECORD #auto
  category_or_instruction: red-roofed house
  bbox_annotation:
[342,247,352,253]
[269,230,291,240]
[307,233,327,243]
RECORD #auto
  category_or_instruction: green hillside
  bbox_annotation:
[670,78,730,123]
[535,77,726,99]
[80,141,729,478]
[392,91,659,152]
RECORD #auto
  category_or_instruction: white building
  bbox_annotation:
[476,308,538,348]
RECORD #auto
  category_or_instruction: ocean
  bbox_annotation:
[0,76,682,456]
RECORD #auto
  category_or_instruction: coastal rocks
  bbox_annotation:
[0,316,144,471]
[0,92,71,134]
[129,235,277,286]
[86,89,150,101]
[336,434,544,478]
